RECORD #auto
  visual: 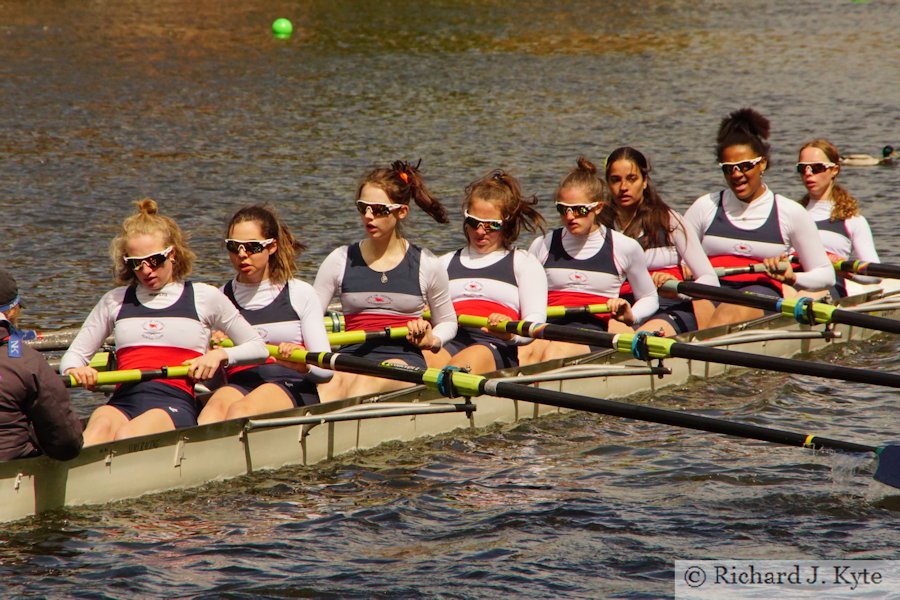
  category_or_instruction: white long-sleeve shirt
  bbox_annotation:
[683,188,835,291]
[60,281,268,373]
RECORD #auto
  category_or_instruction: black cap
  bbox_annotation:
[0,268,22,310]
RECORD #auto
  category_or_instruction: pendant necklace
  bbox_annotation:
[380,272,388,284]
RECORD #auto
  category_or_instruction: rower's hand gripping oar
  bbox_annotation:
[663,280,900,335]
[458,315,900,389]
[279,346,900,491]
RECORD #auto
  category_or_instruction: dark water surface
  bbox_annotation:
[1,1,898,597]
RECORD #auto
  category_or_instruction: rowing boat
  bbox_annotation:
[3,280,898,523]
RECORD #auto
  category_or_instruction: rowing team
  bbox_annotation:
[0,106,885,459]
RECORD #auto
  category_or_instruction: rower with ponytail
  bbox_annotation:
[313,160,456,401]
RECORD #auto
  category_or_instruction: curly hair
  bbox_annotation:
[462,169,545,250]
[716,108,771,162]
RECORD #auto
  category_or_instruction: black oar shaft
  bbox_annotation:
[494,318,900,389]
[666,342,900,388]
[672,280,900,335]
[293,348,898,488]
[836,260,900,280]
[675,280,779,311]
[484,379,876,454]
[830,310,900,335]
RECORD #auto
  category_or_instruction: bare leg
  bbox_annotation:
[538,341,592,362]
[518,338,549,365]
[706,303,764,328]
[692,300,716,330]
[316,371,352,402]
[224,383,295,420]
[637,318,677,337]
[83,405,130,446]
[197,386,245,425]
[447,345,497,374]
[113,408,176,441]
[424,347,452,369]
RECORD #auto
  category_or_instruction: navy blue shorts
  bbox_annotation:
[226,363,320,407]
[444,328,519,370]
[337,339,427,369]
[109,380,199,429]
[548,314,609,352]
[647,296,698,334]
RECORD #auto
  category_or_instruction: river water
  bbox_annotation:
[1,0,898,597]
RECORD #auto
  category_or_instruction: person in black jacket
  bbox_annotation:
[0,268,83,461]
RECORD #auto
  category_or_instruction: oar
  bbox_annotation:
[424,304,610,321]
[61,365,191,388]
[216,326,411,351]
[835,260,900,280]
[328,326,409,346]
[662,280,900,335]
[277,346,900,491]
[714,262,790,279]
[457,315,900,389]
[546,304,609,318]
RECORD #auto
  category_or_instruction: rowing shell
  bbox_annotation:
[1,280,898,523]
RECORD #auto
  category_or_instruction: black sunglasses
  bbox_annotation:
[796,162,836,175]
[124,246,174,271]
[463,211,504,232]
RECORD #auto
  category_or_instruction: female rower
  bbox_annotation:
[61,199,268,445]
[197,205,333,424]
[797,138,881,300]
[683,108,834,327]
[521,157,657,363]
[313,160,457,400]
[429,169,547,374]
[603,146,719,334]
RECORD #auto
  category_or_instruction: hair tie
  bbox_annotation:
[399,171,410,184]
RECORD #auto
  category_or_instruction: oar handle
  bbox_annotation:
[217,326,412,351]
[62,365,191,388]
[714,261,791,278]
[546,304,609,318]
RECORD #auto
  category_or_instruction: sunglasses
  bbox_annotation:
[718,156,764,175]
[124,246,174,271]
[796,162,837,175]
[463,210,505,232]
[356,200,403,217]
[555,202,599,217]
[225,238,275,255]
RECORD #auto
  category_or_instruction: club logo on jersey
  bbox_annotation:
[568,271,589,285]
[142,319,165,340]
[463,280,484,295]
[732,242,753,255]
[365,294,393,306]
